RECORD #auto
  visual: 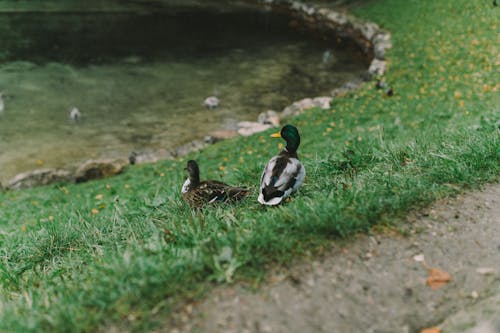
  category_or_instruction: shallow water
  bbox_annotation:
[0,8,367,183]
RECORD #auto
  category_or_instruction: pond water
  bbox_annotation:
[0,7,368,183]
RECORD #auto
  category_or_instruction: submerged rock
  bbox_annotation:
[129,149,174,165]
[69,106,81,121]
[204,96,220,109]
[6,169,72,190]
[0,93,4,115]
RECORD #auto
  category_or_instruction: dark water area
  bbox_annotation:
[1,10,342,65]
[0,7,368,183]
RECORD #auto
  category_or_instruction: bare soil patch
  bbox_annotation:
[168,184,500,333]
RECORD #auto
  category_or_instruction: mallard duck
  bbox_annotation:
[182,160,249,208]
[258,125,305,206]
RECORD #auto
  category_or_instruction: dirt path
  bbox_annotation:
[168,184,500,333]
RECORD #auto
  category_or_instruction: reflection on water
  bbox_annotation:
[0,8,367,183]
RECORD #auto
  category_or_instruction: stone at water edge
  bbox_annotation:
[204,130,239,144]
[74,159,127,183]
[258,110,280,127]
[6,169,72,190]
[237,121,272,137]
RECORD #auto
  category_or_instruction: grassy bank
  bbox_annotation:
[0,0,498,332]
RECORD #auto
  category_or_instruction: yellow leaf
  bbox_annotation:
[421,327,441,333]
[426,267,451,290]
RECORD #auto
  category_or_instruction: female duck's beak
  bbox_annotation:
[270,131,282,138]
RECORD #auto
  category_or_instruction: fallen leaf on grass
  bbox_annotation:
[421,327,441,333]
[426,267,451,290]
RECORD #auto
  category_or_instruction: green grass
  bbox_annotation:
[0,0,499,332]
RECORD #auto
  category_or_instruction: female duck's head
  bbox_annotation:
[186,159,200,182]
[271,124,301,153]
[182,160,200,194]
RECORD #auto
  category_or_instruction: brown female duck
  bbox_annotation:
[181,160,249,208]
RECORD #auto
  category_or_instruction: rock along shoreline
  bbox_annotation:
[1,0,391,191]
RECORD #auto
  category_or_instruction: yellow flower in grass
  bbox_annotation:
[95,194,103,200]
[91,208,99,215]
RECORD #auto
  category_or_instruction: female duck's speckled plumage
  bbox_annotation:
[182,160,249,208]
[258,125,305,206]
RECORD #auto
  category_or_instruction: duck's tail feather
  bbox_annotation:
[226,187,250,201]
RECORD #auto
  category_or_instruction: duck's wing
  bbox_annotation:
[184,181,249,207]
[259,155,305,205]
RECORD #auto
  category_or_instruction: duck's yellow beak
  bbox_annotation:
[270,131,282,138]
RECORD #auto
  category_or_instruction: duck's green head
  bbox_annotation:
[271,124,301,153]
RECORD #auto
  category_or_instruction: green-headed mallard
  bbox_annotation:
[182,160,249,208]
[258,124,305,205]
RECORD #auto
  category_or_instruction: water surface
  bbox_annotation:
[0,8,368,183]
